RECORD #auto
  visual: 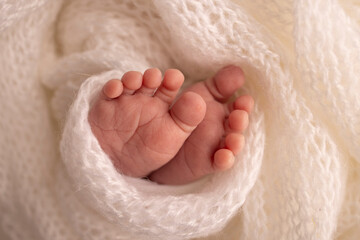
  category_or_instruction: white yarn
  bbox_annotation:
[0,0,359,239]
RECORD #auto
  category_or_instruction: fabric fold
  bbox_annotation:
[59,70,264,239]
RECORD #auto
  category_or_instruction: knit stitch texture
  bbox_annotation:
[0,0,359,239]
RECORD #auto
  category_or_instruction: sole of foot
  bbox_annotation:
[89,68,207,177]
[149,65,254,185]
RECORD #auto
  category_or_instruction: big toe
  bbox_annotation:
[205,65,245,102]
[170,92,206,133]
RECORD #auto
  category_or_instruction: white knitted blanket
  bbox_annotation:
[1,0,360,239]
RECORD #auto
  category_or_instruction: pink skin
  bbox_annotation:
[149,66,254,184]
[89,66,254,184]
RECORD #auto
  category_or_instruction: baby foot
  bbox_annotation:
[89,68,206,178]
[149,65,254,185]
